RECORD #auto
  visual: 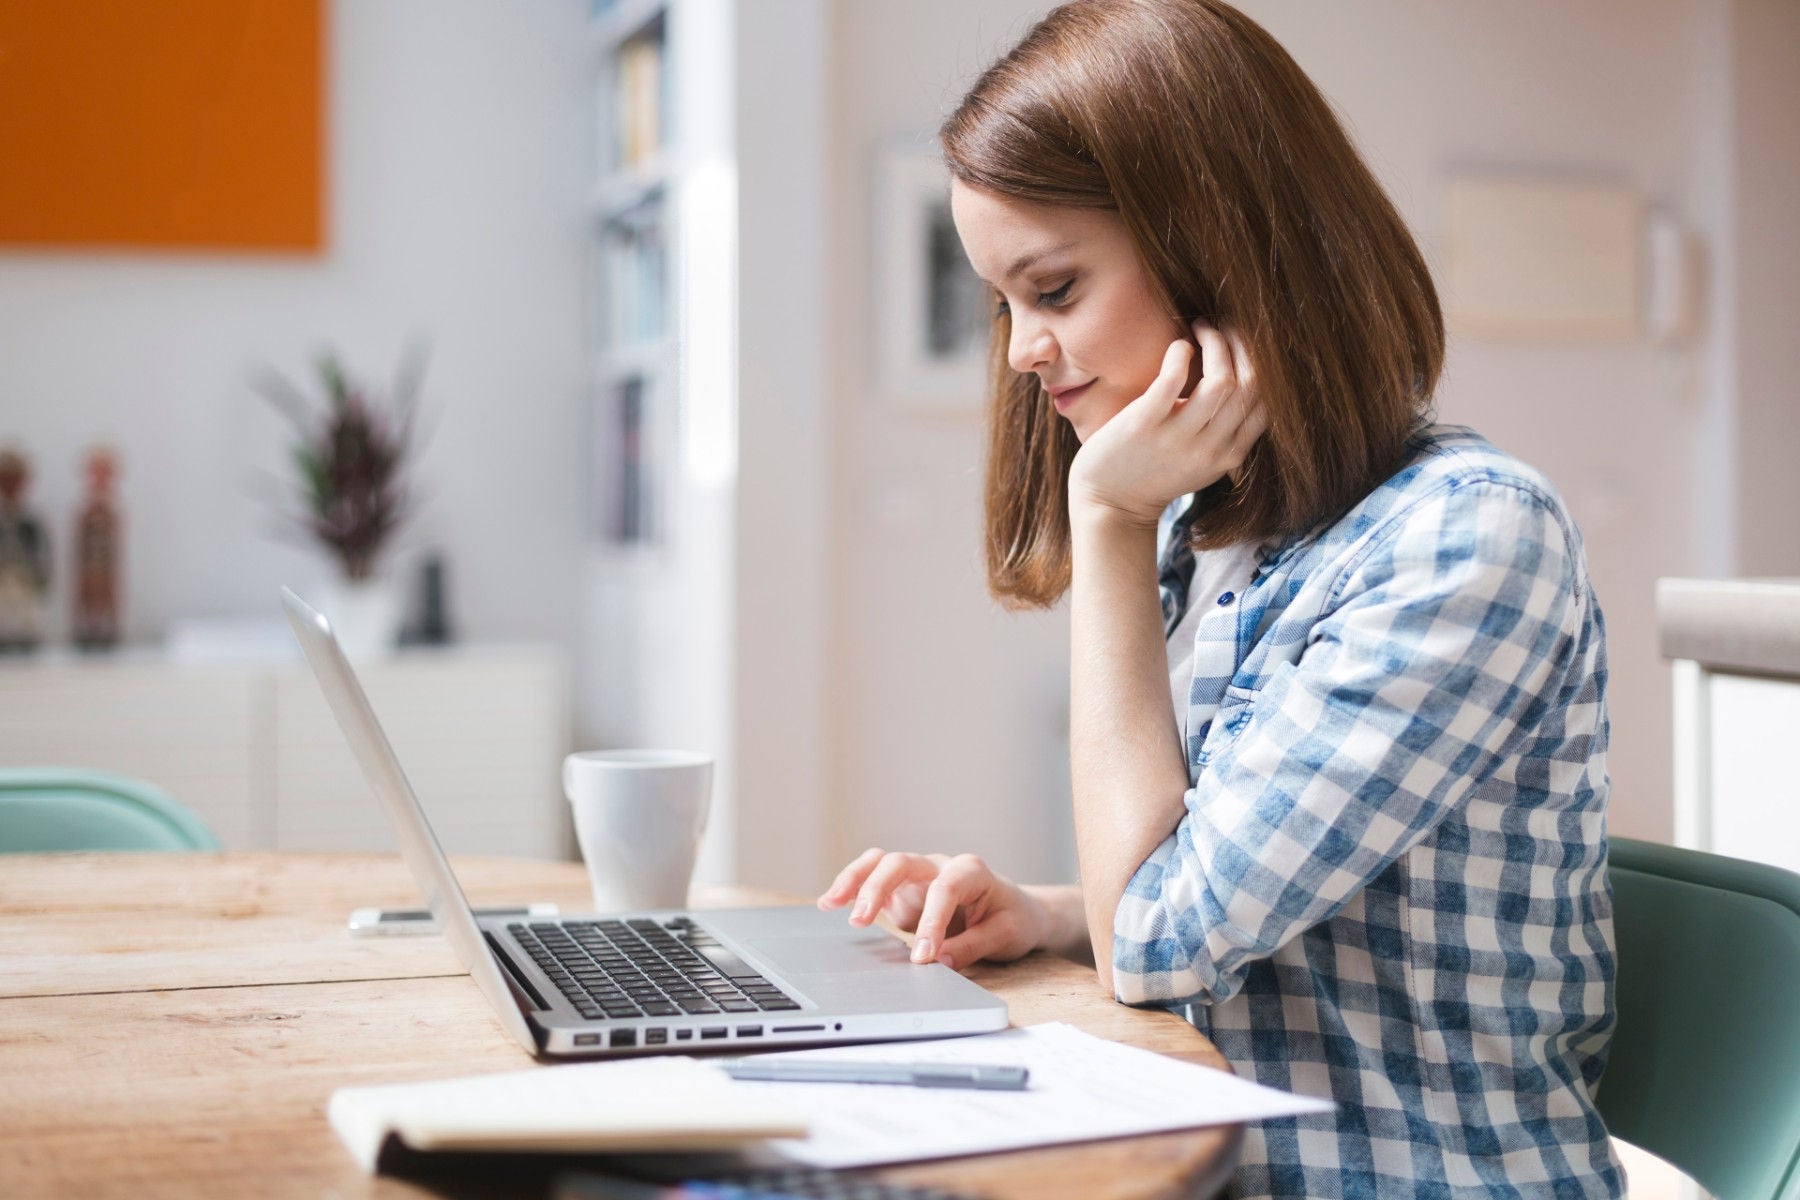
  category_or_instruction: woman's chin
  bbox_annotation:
[1067,408,1114,444]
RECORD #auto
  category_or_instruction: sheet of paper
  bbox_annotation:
[703,1021,1332,1170]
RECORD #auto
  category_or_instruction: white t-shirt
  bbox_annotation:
[1157,496,1262,748]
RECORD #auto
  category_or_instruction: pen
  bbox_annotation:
[720,1058,1029,1090]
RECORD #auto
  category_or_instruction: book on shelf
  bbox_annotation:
[616,374,648,544]
[587,373,653,547]
[615,33,664,170]
[596,198,667,349]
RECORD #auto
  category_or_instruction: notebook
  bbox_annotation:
[281,587,1008,1059]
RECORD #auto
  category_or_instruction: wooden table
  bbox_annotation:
[0,853,1240,1199]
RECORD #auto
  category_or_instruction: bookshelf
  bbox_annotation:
[577,0,738,884]
[575,0,833,892]
[586,0,676,552]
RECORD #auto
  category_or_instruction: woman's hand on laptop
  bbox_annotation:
[817,849,1066,970]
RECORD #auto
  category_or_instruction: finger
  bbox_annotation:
[1236,395,1270,448]
[936,909,1025,971]
[817,847,886,909]
[1189,319,1236,408]
[1222,324,1255,390]
[1200,387,1262,472]
[1141,338,1194,414]
[909,854,989,963]
[1228,397,1271,470]
[852,852,929,926]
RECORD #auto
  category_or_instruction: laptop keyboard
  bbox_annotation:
[509,916,802,1022]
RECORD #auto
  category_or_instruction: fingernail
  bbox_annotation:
[852,898,870,921]
[912,938,933,963]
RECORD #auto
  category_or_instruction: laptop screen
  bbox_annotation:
[281,587,540,1054]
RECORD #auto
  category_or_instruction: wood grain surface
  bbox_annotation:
[0,853,1238,1199]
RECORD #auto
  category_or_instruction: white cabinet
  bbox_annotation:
[1658,577,1800,874]
[0,659,266,846]
[0,645,571,858]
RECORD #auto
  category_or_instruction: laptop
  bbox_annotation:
[281,587,1008,1058]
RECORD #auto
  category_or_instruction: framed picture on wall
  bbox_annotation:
[872,146,990,414]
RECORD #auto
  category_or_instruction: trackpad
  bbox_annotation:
[750,932,910,975]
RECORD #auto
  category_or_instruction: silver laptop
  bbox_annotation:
[281,587,1007,1058]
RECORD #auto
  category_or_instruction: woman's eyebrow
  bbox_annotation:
[1003,240,1077,281]
[979,239,1072,286]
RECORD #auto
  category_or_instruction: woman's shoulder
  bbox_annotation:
[1400,423,1566,501]
[1267,423,1585,580]
[1340,422,1577,536]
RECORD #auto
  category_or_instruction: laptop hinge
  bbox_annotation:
[484,931,551,1015]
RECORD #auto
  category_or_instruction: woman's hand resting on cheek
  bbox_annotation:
[816,849,1049,969]
[1067,319,1268,528]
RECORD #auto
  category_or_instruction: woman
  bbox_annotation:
[819,2,1622,1197]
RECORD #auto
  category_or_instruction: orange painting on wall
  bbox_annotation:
[0,0,325,253]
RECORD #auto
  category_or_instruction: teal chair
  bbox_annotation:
[0,768,221,853]
[1599,837,1800,1200]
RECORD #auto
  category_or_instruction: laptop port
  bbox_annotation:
[700,1027,728,1040]
[736,1025,762,1038]
[645,1028,668,1045]
[772,1024,826,1034]
[574,1033,602,1046]
[674,1029,693,1041]
[610,1029,637,1048]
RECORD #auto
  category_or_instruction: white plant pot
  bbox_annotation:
[316,576,402,660]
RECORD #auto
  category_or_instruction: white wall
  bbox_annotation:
[822,0,1794,884]
[4,1,1790,890]
[1727,0,1800,577]
[826,2,1086,888]
[0,0,591,658]
[733,0,834,890]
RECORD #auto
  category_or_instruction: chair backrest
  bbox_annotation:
[0,768,221,853]
[1600,837,1800,1200]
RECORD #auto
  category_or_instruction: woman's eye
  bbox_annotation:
[993,280,1072,318]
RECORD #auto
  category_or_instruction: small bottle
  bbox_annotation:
[400,552,454,646]
[0,448,50,653]
[72,446,123,651]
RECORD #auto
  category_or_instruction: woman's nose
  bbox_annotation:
[1007,316,1056,375]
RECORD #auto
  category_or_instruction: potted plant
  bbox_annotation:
[259,347,425,657]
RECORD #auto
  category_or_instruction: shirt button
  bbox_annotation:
[1217,591,1235,606]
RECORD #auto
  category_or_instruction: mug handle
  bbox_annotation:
[562,755,575,801]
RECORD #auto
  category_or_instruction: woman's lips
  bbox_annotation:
[1050,381,1093,412]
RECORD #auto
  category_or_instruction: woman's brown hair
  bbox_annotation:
[943,0,1443,608]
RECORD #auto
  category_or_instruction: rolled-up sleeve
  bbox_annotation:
[1112,478,1583,1007]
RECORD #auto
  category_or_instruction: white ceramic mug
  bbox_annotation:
[563,749,712,912]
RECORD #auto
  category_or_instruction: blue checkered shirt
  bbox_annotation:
[1116,425,1623,1198]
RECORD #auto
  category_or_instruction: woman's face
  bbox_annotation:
[950,181,1182,443]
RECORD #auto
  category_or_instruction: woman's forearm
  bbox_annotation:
[1067,504,1194,994]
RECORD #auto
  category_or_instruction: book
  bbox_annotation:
[328,1055,807,1173]
[615,34,663,168]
